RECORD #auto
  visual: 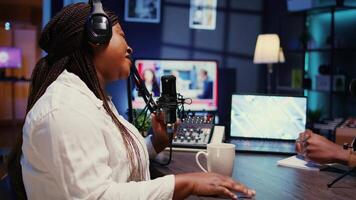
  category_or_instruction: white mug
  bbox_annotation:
[195,143,236,176]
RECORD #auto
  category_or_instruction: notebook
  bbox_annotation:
[277,155,321,170]
[228,94,307,154]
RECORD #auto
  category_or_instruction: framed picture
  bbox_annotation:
[189,0,217,30]
[125,0,161,23]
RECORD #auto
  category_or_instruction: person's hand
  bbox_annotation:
[150,112,179,153]
[295,129,312,155]
[296,130,349,164]
[174,172,255,200]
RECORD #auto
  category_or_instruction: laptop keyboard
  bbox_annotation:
[230,139,296,154]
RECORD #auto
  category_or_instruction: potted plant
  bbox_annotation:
[132,109,151,136]
[307,109,322,125]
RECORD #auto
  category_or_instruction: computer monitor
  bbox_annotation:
[131,59,218,111]
[230,94,307,140]
[0,47,22,68]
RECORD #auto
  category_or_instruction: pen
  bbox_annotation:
[295,135,311,157]
[296,135,311,143]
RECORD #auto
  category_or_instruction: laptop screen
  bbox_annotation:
[230,94,307,140]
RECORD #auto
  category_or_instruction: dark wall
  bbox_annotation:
[52,0,266,121]
[103,0,162,58]
[50,0,356,120]
[107,0,266,120]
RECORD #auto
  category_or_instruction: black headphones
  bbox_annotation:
[86,0,112,45]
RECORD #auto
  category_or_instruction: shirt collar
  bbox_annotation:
[56,70,103,108]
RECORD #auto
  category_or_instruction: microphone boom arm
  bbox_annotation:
[130,64,158,113]
[130,61,189,124]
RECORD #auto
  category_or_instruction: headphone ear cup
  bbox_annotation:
[86,13,112,45]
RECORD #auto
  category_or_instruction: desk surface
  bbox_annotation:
[150,151,356,200]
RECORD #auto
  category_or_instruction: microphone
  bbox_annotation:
[157,75,178,128]
[129,56,184,127]
[350,79,356,96]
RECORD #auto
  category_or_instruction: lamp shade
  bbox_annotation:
[279,47,285,63]
[253,34,281,64]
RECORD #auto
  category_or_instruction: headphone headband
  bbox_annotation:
[91,0,105,15]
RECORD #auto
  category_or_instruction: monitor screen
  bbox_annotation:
[0,47,22,68]
[132,59,218,111]
[230,94,307,140]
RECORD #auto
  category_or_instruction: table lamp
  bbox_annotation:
[253,34,285,93]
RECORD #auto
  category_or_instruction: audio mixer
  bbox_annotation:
[172,114,214,148]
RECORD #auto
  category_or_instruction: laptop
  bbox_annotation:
[228,94,307,154]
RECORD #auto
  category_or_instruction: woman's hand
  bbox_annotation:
[150,112,179,153]
[174,172,255,200]
[296,130,349,164]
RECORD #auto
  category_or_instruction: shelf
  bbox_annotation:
[285,47,356,54]
[0,78,31,82]
[288,5,356,16]
[281,2,356,119]
[307,89,346,94]
[276,86,348,95]
[276,86,304,92]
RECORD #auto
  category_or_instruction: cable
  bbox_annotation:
[152,125,174,166]
[130,63,190,166]
[176,93,191,119]
[130,62,157,113]
[327,167,356,188]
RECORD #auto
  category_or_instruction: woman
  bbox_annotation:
[142,68,160,96]
[7,3,255,200]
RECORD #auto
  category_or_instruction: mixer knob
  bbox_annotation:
[180,136,184,142]
[187,136,191,142]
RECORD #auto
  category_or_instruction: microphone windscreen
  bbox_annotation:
[350,79,356,96]
[159,75,177,125]
[161,75,177,97]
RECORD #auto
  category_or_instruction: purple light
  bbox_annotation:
[0,47,22,68]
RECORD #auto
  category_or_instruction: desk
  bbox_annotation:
[150,152,356,200]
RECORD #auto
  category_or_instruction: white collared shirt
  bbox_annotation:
[21,70,174,200]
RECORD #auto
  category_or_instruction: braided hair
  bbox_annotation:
[7,3,144,199]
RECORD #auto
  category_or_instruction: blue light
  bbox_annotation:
[306,8,356,117]
[5,22,10,31]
